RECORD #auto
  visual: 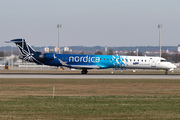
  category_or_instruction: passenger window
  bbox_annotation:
[107,59,109,60]
[62,57,64,59]
[145,60,146,62]
[134,59,135,61]
[126,59,128,62]
[122,59,124,61]
[104,58,105,60]
[115,59,116,61]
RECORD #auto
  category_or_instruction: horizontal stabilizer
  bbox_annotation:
[5,38,25,43]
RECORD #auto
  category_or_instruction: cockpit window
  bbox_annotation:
[161,60,168,62]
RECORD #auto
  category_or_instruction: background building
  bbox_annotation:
[64,47,69,52]
[44,47,49,53]
[54,47,59,53]
[105,46,107,52]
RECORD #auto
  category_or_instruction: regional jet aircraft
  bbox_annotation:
[7,39,177,74]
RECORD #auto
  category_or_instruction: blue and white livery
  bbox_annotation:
[7,39,177,74]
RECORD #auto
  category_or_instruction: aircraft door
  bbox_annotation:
[151,59,156,67]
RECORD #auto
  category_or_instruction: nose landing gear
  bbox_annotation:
[165,69,168,75]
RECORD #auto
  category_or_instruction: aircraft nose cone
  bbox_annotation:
[171,64,177,69]
[173,64,177,69]
[167,63,177,69]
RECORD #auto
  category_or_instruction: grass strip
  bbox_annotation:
[0,95,180,119]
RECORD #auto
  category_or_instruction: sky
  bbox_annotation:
[0,0,180,47]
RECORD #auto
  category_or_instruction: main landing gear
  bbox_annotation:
[81,69,88,74]
[165,69,168,75]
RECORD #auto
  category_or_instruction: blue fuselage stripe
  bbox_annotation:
[35,54,128,68]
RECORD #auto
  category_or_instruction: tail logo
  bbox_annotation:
[12,39,43,64]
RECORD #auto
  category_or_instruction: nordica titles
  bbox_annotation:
[69,56,100,63]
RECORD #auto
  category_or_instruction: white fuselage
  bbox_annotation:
[122,56,176,70]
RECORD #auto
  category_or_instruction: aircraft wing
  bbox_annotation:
[58,59,101,69]
[70,65,101,69]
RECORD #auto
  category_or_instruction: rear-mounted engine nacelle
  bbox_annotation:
[39,53,56,60]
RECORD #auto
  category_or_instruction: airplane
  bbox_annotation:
[7,38,177,75]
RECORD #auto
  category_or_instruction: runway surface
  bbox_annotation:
[1,73,180,79]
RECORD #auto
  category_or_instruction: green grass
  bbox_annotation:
[0,95,180,119]
[0,78,180,119]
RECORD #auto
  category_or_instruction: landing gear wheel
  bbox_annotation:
[165,70,168,75]
[81,69,88,74]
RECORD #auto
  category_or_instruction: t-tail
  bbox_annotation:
[6,39,42,64]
